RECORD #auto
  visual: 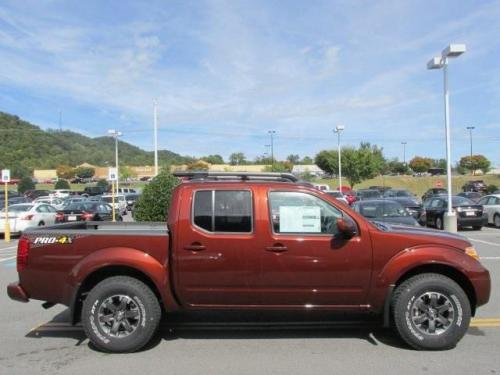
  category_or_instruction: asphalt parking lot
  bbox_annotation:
[0,227,499,375]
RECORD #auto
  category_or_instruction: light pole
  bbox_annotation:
[268,131,276,168]
[153,101,159,176]
[108,129,122,191]
[401,141,407,165]
[427,43,466,232]
[466,126,475,175]
[333,125,345,192]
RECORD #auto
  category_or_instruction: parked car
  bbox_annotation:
[33,196,65,210]
[457,191,483,203]
[324,191,348,205]
[55,202,120,223]
[421,188,447,201]
[312,184,329,191]
[383,189,423,219]
[0,203,57,235]
[124,193,141,210]
[50,189,72,198]
[356,189,382,201]
[7,172,491,353]
[424,196,485,230]
[368,185,392,193]
[117,187,136,194]
[344,191,358,205]
[61,197,88,208]
[101,194,127,215]
[0,196,31,210]
[477,194,500,228]
[462,180,487,193]
[352,199,420,227]
[23,190,51,200]
[83,186,107,196]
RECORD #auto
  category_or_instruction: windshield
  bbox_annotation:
[103,196,124,203]
[384,190,412,198]
[359,190,381,199]
[450,197,475,206]
[358,201,407,218]
[65,203,97,211]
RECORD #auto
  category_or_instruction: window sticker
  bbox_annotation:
[279,206,321,233]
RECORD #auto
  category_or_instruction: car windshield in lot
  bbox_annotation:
[65,203,99,211]
[450,197,475,206]
[383,189,413,198]
[358,190,381,199]
[355,201,408,218]
[102,196,125,203]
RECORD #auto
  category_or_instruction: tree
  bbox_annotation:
[201,154,224,164]
[286,154,300,164]
[120,166,137,181]
[459,154,491,175]
[386,159,409,175]
[301,156,313,165]
[263,161,292,172]
[229,152,246,165]
[409,157,432,173]
[315,143,385,188]
[74,167,95,179]
[133,170,179,221]
[254,155,273,165]
[56,165,75,179]
[17,177,35,193]
[96,179,109,190]
[431,158,447,169]
[186,160,209,171]
[55,179,70,189]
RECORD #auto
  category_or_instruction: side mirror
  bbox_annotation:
[337,217,357,239]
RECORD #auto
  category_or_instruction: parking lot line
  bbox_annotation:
[0,255,16,263]
[470,318,500,327]
[469,238,500,247]
[0,245,17,251]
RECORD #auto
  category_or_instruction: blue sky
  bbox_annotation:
[0,0,499,165]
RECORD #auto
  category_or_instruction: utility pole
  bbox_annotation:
[334,125,345,192]
[401,141,407,165]
[108,130,122,191]
[268,131,276,169]
[154,101,159,176]
[466,126,475,176]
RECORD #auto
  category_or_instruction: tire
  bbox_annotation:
[81,276,161,353]
[435,216,444,230]
[472,226,482,231]
[392,273,471,350]
[494,214,500,229]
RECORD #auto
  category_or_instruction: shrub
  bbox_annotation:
[55,179,70,189]
[486,184,498,194]
[133,170,179,221]
[17,177,35,193]
[96,179,109,190]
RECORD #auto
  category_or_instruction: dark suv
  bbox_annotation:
[83,186,107,196]
[462,180,487,193]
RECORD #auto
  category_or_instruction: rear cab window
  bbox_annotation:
[193,190,253,233]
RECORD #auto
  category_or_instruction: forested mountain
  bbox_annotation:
[0,112,193,177]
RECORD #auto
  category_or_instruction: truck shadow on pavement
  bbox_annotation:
[26,309,484,352]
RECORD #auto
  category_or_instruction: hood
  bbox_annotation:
[371,216,420,227]
[387,197,421,207]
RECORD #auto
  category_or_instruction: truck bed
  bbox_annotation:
[26,221,168,234]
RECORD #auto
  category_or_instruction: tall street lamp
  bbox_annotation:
[333,125,345,192]
[268,131,276,168]
[108,129,123,191]
[427,43,466,232]
[153,101,159,176]
[401,141,407,165]
[466,126,475,176]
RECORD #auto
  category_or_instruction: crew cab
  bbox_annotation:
[7,172,491,353]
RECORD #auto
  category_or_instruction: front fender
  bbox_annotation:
[68,247,179,311]
[370,245,487,312]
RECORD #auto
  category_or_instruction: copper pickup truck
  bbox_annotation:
[7,172,491,352]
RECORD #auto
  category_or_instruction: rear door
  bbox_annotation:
[175,187,259,307]
[257,189,372,307]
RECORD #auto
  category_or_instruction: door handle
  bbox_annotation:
[266,245,288,253]
[184,243,206,251]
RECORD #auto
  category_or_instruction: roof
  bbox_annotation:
[291,164,323,174]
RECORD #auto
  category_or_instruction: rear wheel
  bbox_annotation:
[82,276,161,353]
[435,216,444,230]
[494,214,500,229]
[472,225,482,231]
[392,273,470,350]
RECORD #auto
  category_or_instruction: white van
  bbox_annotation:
[101,194,127,215]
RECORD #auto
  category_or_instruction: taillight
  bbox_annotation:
[82,211,93,221]
[20,214,34,220]
[55,212,64,222]
[17,236,30,272]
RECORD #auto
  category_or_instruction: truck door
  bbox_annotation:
[174,188,259,307]
[257,190,372,307]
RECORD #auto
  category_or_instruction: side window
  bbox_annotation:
[269,191,343,235]
[193,190,252,233]
[478,197,488,205]
[46,205,57,213]
[36,205,48,213]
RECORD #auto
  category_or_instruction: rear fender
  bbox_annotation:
[69,247,179,311]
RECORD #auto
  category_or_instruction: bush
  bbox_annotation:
[133,170,179,221]
[17,177,35,193]
[55,179,70,189]
[486,184,498,194]
[96,179,109,190]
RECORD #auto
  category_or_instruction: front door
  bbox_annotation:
[257,190,372,307]
[175,188,259,307]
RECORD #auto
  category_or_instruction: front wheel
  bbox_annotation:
[82,276,161,353]
[391,273,471,350]
[435,216,444,230]
[494,214,500,229]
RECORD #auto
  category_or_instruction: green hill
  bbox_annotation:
[0,111,193,177]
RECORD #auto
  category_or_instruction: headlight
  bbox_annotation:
[465,246,479,260]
